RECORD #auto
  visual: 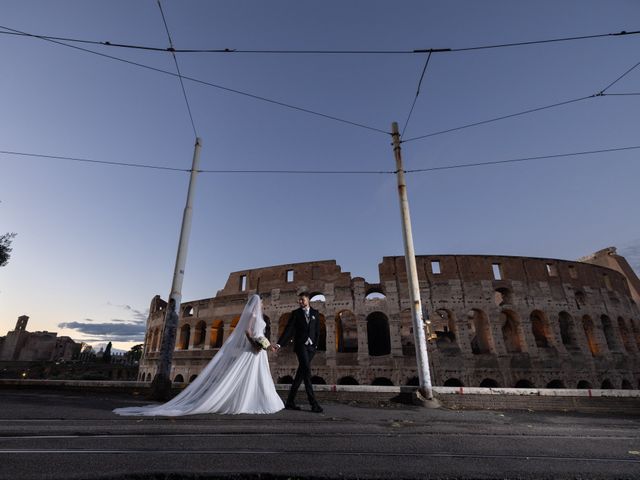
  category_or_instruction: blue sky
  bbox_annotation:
[1,1,639,350]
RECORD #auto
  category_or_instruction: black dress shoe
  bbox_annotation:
[285,403,301,410]
[311,404,323,413]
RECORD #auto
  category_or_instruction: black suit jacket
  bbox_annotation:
[277,307,320,352]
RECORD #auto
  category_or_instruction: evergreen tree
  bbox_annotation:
[103,342,112,363]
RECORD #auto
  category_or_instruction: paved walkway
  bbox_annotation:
[0,389,639,479]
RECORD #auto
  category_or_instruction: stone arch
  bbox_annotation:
[371,377,394,386]
[558,311,578,349]
[229,316,241,337]
[546,379,565,389]
[444,378,464,387]
[575,290,586,309]
[514,379,534,388]
[174,374,184,383]
[467,309,493,354]
[501,310,523,353]
[183,305,194,317]
[366,311,391,356]
[494,287,513,307]
[479,378,499,388]
[577,380,592,389]
[311,376,326,385]
[317,313,327,351]
[601,379,614,389]
[530,310,552,348]
[278,375,293,384]
[621,379,632,390]
[146,372,152,382]
[335,310,358,353]
[178,324,191,350]
[582,315,600,356]
[310,293,326,303]
[433,309,458,350]
[337,376,359,385]
[617,317,633,353]
[210,320,224,348]
[194,321,206,349]
[406,376,420,386]
[365,285,385,300]
[600,315,617,352]
[277,313,291,343]
[189,375,197,383]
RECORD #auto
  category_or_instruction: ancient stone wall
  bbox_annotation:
[139,256,640,390]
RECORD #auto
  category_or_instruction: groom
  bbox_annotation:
[275,292,323,413]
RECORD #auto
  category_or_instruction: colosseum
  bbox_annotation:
[139,248,640,390]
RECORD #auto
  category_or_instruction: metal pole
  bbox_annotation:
[391,122,433,400]
[151,137,202,400]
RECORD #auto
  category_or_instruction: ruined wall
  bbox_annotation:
[139,255,640,389]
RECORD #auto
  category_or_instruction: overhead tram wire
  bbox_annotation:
[3,145,638,175]
[404,145,640,174]
[401,51,432,138]
[156,0,198,138]
[1,28,638,54]
[403,55,640,144]
[0,25,388,137]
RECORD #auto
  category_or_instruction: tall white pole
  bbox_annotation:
[151,137,202,400]
[391,122,433,400]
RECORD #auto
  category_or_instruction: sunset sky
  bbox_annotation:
[1,1,639,351]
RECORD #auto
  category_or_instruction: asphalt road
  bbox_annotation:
[0,389,638,479]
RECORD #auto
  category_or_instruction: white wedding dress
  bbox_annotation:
[114,295,284,416]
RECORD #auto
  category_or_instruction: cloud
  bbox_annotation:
[107,302,149,322]
[58,319,146,342]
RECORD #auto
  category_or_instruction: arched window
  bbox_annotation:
[229,316,241,337]
[210,320,224,348]
[530,310,551,348]
[494,288,512,307]
[467,309,493,354]
[365,287,386,301]
[310,293,326,303]
[621,379,632,390]
[371,377,394,386]
[311,376,326,385]
[559,312,577,348]
[174,374,184,383]
[194,321,206,349]
[582,316,599,356]
[433,309,458,350]
[146,373,152,382]
[600,315,617,351]
[444,378,464,387]
[406,376,420,386]
[278,375,293,384]
[335,310,358,353]
[601,379,614,389]
[501,310,522,353]
[479,378,499,388]
[178,324,191,350]
[577,380,592,389]
[366,312,391,356]
[183,306,194,317]
[337,376,359,385]
[514,379,534,388]
[546,380,565,389]
[617,317,633,353]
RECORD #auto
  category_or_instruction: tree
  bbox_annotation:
[126,344,143,363]
[103,342,112,363]
[0,232,16,267]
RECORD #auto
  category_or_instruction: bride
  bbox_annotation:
[114,294,284,415]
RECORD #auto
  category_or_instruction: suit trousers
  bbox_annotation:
[287,345,318,407]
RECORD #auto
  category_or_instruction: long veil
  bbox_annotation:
[114,294,280,415]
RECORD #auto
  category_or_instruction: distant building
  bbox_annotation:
[0,316,80,362]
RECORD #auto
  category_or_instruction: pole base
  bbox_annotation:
[149,374,172,401]
[412,388,441,408]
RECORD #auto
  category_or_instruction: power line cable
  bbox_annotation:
[404,145,640,173]
[1,28,638,54]
[402,51,432,138]
[0,25,389,136]
[598,59,640,94]
[3,145,638,175]
[0,150,190,172]
[401,95,594,143]
[156,0,198,138]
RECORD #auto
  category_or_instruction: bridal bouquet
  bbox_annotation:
[253,336,271,351]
